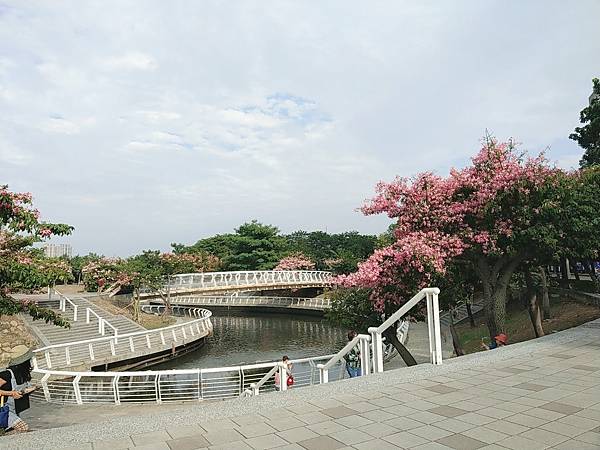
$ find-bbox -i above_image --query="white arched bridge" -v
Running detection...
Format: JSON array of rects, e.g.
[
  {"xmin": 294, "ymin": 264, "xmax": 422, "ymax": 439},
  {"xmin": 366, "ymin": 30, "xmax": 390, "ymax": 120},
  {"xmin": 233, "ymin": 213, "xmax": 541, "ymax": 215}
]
[{"xmin": 140, "ymin": 270, "xmax": 334, "ymax": 298}]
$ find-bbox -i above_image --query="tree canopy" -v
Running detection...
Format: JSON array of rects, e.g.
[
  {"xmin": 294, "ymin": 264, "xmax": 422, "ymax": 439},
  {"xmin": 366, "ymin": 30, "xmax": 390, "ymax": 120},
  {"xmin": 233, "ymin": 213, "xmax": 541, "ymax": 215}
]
[
  {"xmin": 570, "ymin": 77, "xmax": 600, "ymax": 168},
  {"xmin": 0, "ymin": 185, "xmax": 73, "ymax": 326}
]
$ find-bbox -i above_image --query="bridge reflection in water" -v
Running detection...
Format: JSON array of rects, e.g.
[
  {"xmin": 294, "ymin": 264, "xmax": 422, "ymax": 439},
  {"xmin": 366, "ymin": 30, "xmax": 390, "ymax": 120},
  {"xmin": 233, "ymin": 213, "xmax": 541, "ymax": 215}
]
[{"xmin": 156, "ymin": 310, "xmax": 348, "ymax": 370}]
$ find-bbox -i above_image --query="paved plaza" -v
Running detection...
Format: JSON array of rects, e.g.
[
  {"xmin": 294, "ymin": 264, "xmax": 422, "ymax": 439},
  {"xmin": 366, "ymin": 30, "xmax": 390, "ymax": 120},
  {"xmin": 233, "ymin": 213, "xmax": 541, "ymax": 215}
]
[{"xmin": 2, "ymin": 319, "xmax": 600, "ymax": 450}]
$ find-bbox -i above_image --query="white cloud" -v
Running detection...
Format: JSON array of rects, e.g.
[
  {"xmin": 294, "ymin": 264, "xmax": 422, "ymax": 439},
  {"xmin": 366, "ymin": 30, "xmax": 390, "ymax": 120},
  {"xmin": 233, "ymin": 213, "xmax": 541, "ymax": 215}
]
[
  {"xmin": 1, "ymin": 0, "xmax": 599, "ymax": 255},
  {"xmin": 98, "ymin": 52, "xmax": 158, "ymax": 71}
]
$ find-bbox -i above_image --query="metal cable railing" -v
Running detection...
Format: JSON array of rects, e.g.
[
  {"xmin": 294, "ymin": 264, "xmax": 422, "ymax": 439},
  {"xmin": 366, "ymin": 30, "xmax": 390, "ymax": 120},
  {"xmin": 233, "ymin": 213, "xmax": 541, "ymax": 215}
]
[{"xmin": 167, "ymin": 295, "xmax": 332, "ymax": 310}]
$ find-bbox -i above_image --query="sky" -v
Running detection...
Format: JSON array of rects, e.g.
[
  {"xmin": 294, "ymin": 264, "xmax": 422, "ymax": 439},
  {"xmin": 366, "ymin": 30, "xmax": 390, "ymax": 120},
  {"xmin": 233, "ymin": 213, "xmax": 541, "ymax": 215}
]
[{"xmin": 1, "ymin": 1, "xmax": 599, "ymax": 256}]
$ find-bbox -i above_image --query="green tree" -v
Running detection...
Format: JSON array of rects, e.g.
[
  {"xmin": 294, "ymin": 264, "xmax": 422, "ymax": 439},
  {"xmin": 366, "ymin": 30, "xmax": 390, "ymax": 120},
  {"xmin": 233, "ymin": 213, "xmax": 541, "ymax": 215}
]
[
  {"xmin": 227, "ymin": 221, "xmax": 287, "ymax": 270},
  {"xmin": 570, "ymin": 78, "xmax": 600, "ymax": 168},
  {"xmin": 1, "ymin": 185, "xmax": 73, "ymax": 327}
]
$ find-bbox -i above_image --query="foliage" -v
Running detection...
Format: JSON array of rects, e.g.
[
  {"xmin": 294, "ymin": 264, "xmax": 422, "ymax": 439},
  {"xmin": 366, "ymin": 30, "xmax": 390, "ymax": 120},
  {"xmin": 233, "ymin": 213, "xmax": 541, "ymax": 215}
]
[
  {"xmin": 336, "ymin": 138, "xmax": 586, "ymax": 338},
  {"xmin": 0, "ymin": 185, "xmax": 73, "ymax": 326},
  {"xmin": 70, "ymin": 253, "xmax": 103, "ymax": 282},
  {"xmin": 570, "ymin": 78, "xmax": 600, "ymax": 168},
  {"xmin": 326, "ymin": 288, "xmax": 381, "ymax": 332},
  {"xmin": 274, "ymin": 252, "xmax": 315, "ymax": 271}
]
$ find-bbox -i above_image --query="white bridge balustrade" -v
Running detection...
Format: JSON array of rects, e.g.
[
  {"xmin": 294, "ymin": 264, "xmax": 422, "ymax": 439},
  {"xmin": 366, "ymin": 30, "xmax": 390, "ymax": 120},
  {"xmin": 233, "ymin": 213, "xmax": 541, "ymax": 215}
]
[
  {"xmin": 166, "ymin": 295, "xmax": 332, "ymax": 310},
  {"xmin": 32, "ymin": 354, "xmax": 344, "ymax": 405},
  {"xmin": 32, "ymin": 305, "xmax": 213, "ymax": 370},
  {"xmin": 139, "ymin": 270, "xmax": 334, "ymax": 298}
]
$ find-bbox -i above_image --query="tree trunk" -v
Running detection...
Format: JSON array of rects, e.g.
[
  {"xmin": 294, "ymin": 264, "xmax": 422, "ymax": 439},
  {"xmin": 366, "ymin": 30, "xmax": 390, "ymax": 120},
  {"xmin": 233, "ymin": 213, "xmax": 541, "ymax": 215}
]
[
  {"xmin": 559, "ymin": 257, "xmax": 570, "ymax": 288},
  {"xmin": 539, "ymin": 267, "xmax": 551, "ymax": 319},
  {"xmin": 477, "ymin": 256, "xmax": 522, "ymax": 340},
  {"xmin": 383, "ymin": 328, "xmax": 417, "ymax": 367},
  {"xmin": 584, "ymin": 260, "xmax": 600, "ymax": 293},
  {"xmin": 466, "ymin": 303, "xmax": 476, "ymax": 328},
  {"xmin": 449, "ymin": 309, "xmax": 465, "ymax": 356},
  {"xmin": 524, "ymin": 268, "xmax": 545, "ymax": 338},
  {"xmin": 570, "ymin": 259, "xmax": 580, "ymax": 281}
]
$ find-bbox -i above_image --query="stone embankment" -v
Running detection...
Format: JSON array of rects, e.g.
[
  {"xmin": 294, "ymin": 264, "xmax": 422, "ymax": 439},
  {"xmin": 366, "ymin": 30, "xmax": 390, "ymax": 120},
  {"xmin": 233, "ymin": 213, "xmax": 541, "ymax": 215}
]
[{"xmin": 0, "ymin": 315, "xmax": 36, "ymax": 366}]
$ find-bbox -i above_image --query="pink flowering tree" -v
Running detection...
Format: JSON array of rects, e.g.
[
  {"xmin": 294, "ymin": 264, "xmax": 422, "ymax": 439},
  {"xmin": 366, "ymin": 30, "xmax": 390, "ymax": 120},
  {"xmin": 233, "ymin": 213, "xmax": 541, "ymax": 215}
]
[
  {"xmin": 0, "ymin": 185, "xmax": 73, "ymax": 326},
  {"xmin": 275, "ymin": 253, "xmax": 316, "ymax": 271},
  {"xmin": 340, "ymin": 139, "xmax": 570, "ymax": 339}
]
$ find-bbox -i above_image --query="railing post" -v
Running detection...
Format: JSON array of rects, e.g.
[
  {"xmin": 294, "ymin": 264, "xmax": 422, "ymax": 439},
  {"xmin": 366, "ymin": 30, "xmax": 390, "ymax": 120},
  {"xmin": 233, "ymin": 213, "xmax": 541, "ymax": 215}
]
[
  {"xmin": 110, "ymin": 339, "xmax": 116, "ymax": 356},
  {"xmin": 431, "ymin": 289, "xmax": 443, "ymax": 365},
  {"xmin": 359, "ymin": 337, "xmax": 371, "ymax": 376},
  {"xmin": 65, "ymin": 347, "xmax": 71, "ymax": 365},
  {"xmin": 73, "ymin": 375, "xmax": 83, "ymax": 404},
  {"xmin": 41, "ymin": 373, "xmax": 51, "ymax": 402},
  {"xmin": 45, "ymin": 351, "xmax": 52, "ymax": 369},
  {"xmin": 278, "ymin": 363, "xmax": 287, "ymax": 391},
  {"xmin": 86, "ymin": 308, "xmax": 91, "ymax": 324},
  {"xmin": 88, "ymin": 343, "xmax": 95, "ymax": 361},
  {"xmin": 113, "ymin": 375, "xmax": 121, "ymax": 405},
  {"xmin": 317, "ymin": 364, "xmax": 328, "ymax": 384},
  {"xmin": 73, "ymin": 305, "xmax": 78, "ymax": 322},
  {"xmin": 368, "ymin": 328, "xmax": 384, "ymax": 373},
  {"xmin": 129, "ymin": 337, "xmax": 135, "ymax": 352}
]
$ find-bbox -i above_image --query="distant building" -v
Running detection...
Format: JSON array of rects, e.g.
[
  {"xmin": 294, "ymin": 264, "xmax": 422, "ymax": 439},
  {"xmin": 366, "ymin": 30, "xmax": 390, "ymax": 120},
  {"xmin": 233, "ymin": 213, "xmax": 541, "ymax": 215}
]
[{"xmin": 43, "ymin": 243, "xmax": 72, "ymax": 258}]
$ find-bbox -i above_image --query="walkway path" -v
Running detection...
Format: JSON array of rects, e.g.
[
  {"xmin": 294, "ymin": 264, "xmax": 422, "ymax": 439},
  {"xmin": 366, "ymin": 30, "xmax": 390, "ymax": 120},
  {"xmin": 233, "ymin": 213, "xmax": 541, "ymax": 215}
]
[{"xmin": 3, "ymin": 318, "xmax": 599, "ymax": 449}]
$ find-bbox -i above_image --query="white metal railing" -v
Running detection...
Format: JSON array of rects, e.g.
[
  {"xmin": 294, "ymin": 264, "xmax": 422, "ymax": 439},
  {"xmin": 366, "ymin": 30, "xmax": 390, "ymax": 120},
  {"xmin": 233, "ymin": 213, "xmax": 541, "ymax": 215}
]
[
  {"xmin": 32, "ymin": 354, "xmax": 343, "ymax": 405},
  {"xmin": 167, "ymin": 295, "xmax": 331, "ymax": 310},
  {"xmin": 55, "ymin": 291, "xmax": 79, "ymax": 322},
  {"xmin": 317, "ymin": 334, "xmax": 371, "ymax": 384},
  {"xmin": 369, "ymin": 287, "xmax": 442, "ymax": 372},
  {"xmin": 32, "ymin": 306, "xmax": 212, "ymax": 370},
  {"xmin": 140, "ymin": 270, "xmax": 333, "ymax": 296},
  {"xmin": 85, "ymin": 307, "xmax": 117, "ymax": 337}
]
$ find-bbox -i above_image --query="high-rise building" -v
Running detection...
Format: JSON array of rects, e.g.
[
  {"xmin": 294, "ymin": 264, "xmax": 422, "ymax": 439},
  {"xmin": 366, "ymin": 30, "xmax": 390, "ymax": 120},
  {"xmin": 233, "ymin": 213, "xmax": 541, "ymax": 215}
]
[{"xmin": 43, "ymin": 243, "xmax": 73, "ymax": 258}]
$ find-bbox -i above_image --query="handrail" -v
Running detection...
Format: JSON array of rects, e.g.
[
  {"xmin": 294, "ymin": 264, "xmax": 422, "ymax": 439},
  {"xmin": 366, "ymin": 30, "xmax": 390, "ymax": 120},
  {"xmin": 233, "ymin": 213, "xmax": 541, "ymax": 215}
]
[
  {"xmin": 85, "ymin": 307, "xmax": 105, "ymax": 334},
  {"xmin": 245, "ymin": 363, "xmax": 280, "ymax": 397},
  {"xmin": 32, "ymin": 353, "xmax": 341, "ymax": 404},
  {"xmin": 317, "ymin": 334, "xmax": 371, "ymax": 383},
  {"xmin": 368, "ymin": 287, "xmax": 442, "ymax": 372},
  {"xmin": 167, "ymin": 296, "xmax": 332, "ymax": 309},
  {"xmin": 55, "ymin": 290, "xmax": 78, "ymax": 321}
]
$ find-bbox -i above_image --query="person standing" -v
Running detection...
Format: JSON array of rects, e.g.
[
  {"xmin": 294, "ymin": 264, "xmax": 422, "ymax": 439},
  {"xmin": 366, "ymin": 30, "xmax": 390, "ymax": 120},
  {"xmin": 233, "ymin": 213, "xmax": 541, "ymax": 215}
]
[{"xmin": 344, "ymin": 331, "xmax": 361, "ymax": 378}]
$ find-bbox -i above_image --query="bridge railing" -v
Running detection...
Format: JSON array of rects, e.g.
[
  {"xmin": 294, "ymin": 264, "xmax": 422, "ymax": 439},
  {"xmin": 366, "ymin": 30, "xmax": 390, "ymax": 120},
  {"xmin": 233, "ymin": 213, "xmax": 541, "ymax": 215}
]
[
  {"xmin": 32, "ymin": 305, "xmax": 212, "ymax": 370},
  {"xmin": 166, "ymin": 295, "xmax": 332, "ymax": 309},
  {"xmin": 140, "ymin": 270, "xmax": 333, "ymax": 294},
  {"xmin": 32, "ymin": 354, "xmax": 344, "ymax": 404}
]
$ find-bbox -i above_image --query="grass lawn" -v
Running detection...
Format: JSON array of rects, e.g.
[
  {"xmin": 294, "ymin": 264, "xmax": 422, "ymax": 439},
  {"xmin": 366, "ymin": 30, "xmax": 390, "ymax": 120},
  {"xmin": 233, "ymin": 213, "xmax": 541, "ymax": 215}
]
[{"xmin": 455, "ymin": 296, "xmax": 600, "ymax": 354}]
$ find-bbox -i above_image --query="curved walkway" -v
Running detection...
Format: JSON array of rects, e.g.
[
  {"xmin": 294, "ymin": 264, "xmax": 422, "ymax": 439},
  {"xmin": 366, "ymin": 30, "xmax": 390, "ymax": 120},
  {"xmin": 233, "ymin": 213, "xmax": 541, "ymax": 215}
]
[
  {"xmin": 5, "ymin": 318, "xmax": 600, "ymax": 450},
  {"xmin": 140, "ymin": 270, "xmax": 333, "ymax": 298}
]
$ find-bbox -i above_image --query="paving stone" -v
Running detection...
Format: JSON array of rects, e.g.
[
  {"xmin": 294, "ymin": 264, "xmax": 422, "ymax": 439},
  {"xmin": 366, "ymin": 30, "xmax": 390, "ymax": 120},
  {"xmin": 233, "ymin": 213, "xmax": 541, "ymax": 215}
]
[
  {"xmin": 574, "ymin": 431, "xmax": 600, "ymax": 445},
  {"xmin": 131, "ymin": 431, "xmax": 172, "ymax": 446},
  {"xmin": 201, "ymin": 418, "xmax": 237, "ymax": 432},
  {"xmin": 267, "ymin": 416, "xmax": 305, "ymax": 431},
  {"xmin": 306, "ymin": 420, "xmax": 348, "ymax": 435},
  {"xmin": 383, "ymin": 416, "xmax": 425, "ymax": 431},
  {"xmin": 167, "ymin": 425, "xmax": 207, "ymax": 439},
  {"xmin": 412, "ymin": 443, "xmax": 454, "ymax": 450},
  {"xmin": 552, "ymin": 438, "xmax": 600, "ymax": 450},
  {"xmin": 484, "ymin": 420, "xmax": 529, "ymax": 436},
  {"xmin": 295, "ymin": 412, "xmax": 331, "ymax": 425},
  {"xmin": 245, "ymin": 433, "xmax": 289, "ymax": 449},
  {"xmin": 408, "ymin": 410, "xmax": 447, "ymax": 424},
  {"xmin": 556, "ymin": 414, "xmax": 600, "ymax": 431},
  {"xmin": 461, "ymin": 426, "xmax": 508, "ymax": 444},
  {"xmin": 383, "ymin": 431, "xmax": 429, "ymax": 448},
  {"xmin": 539, "ymin": 420, "xmax": 587, "ymax": 438},
  {"xmin": 334, "ymin": 414, "xmax": 373, "ymax": 428},
  {"xmin": 237, "ymin": 422, "xmax": 278, "ymax": 438},
  {"xmin": 321, "ymin": 406, "xmax": 357, "ymax": 419},
  {"xmin": 353, "ymin": 438, "xmax": 404, "ymax": 449},
  {"xmin": 572, "ymin": 365, "xmax": 599, "ymax": 371},
  {"xmin": 357, "ymin": 421, "xmax": 398, "ymax": 438},
  {"xmin": 539, "ymin": 401, "xmax": 583, "ymax": 415},
  {"xmin": 167, "ymin": 434, "xmax": 210, "ymax": 449},
  {"xmin": 434, "ymin": 418, "xmax": 476, "ymax": 434},
  {"xmin": 359, "ymin": 409, "xmax": 397, "ymax": 422},
  {"xmin": 234, "ymin": 415, "xmax": 269, "ymax": 426},
  {"xmin": 503, "ymin": 412, "xmax": 548, "ymax": 428},
  {"xmin": 345, "ymin": 401, "xmax": 380, "ymax": 413},
  {"xmin": 329, "ymin": 428, "xmax": 373, "ymax": 445},
  {"xmin": 409, "ymin": 425, "xmax": 454, "ymax": 440},
  {"xmin": 297, "ymin": 435, "xmax": 346, "ymax": 450},
  {"xmin": 427, "ymin": 406, "xmax": 469, "ymax": 418},
  {"xmin": 133, "ymin": 443, "xmax": 171, "ymax": 450},
  {"xmin": 208, "ymin": 441, "xmax": 253, "ymax": 450},
  {"xmin": 496, "ymin": 435, "xmax": 547, "ymax": 450},
  {"xmin": 521, "ymin": 407, "xmax": 565, "ymax": 421},
  {"xmin": 426, "ymin": 385, "xmax": 458, "ymax": 394},
  {"xmin": 435, "ymin": 433, "xmax": 487, "ymax": 450},
  {"xmin": 276, "ymin": 427, "xmax": 319, "ymax": 443},
  {"xmin": 203, "ymin": 429, "xmax": 245, "ymax": 445},
  {"xmin": 520, "ymin": 428, "xmax": 570, "ymax": 446}
]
